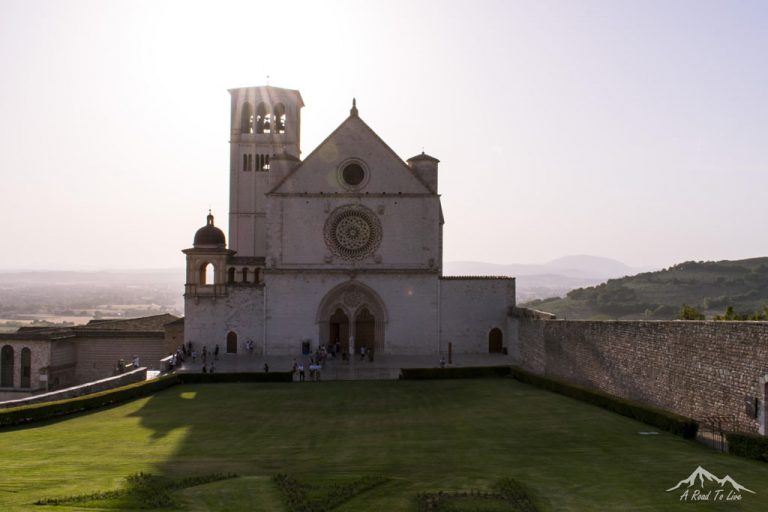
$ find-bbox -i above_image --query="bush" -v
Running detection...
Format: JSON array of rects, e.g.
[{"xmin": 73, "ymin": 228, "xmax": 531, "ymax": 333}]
[
  {"xmin": 726, "ymin": 432, "xmax": 768, "ymax": 462},
  {"xmin": 400, "ymin": 366, "xmax": 511, "ymax": 380},
  {"xmin": 510, "ymin": 367, "xmax": 699, "ymax": 439},
  {"xmin": 0, "ymin": 375, "xmax": 181, "ymax": 428},
  {"xmin": 177, "ymin": 372, "xmax": 292, "ymax": 384}
]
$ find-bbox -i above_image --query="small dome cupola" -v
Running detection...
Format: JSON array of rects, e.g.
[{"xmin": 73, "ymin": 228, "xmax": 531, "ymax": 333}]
[{"xmin": 193, "ymin": 210, "xmax": 226, "ymax": 247}]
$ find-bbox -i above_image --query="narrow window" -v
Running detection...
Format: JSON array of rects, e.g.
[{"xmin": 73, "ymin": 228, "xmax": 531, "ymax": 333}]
[
  {"xmin": 228, "ymin": 267, "xmax": 236, "ymax": 283},
  {"xmin": 248, "ymin": 154, "xmax": 253, "ymax": 171},
  {"xmin": 242, "ymin": 268, "xmax": 248, "ymax": 283},
  {"xmin": 1, "ymin": 345, "xmax": 14, "ymax": 387},
  {"xmin": 199, "ymin": 263, "xmax": 214, "ymax": 285},
  {"xmin": 255, "ymin": 102, "xmax": 268, "ymax": 134},
  {"xmin": 274, "ymin": 103, "xmax": 286, "ymax": 133},
  {"xmin": 241, "ymin": 102, "xmax": 254, "ymax": 134},
  {"xmin": 21, "ymin": 348, "xmax": 31, "ymax": 388},
  {"xmin": 264, "ymin": 154, "xmax": 270, "ymax": 171},
  {"xmin": 242, "ymin": 154, "xmax": 248, "ymax": 171}
]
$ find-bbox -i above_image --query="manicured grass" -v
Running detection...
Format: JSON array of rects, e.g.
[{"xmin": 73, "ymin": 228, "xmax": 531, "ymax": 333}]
[{"xmin": 1, "ymin": 379, "xmax": 768, "ymax": 511}]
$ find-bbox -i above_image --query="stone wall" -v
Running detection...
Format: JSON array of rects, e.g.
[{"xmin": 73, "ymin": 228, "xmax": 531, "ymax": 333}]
[
  {"xmin": 0, "ymin": 368, "xmax": 147, "ymax": 410},
  {"xmin": 515, "ymin": 319, "xmax": 768, "ymax": 434},
  {"xmin": 440, "ymin": 278, "xmax": 515, "ymax": 354}
]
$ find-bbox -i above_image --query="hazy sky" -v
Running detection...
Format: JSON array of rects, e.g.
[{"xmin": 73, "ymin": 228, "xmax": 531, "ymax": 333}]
[{"xmin": 1, "ymin": 0, "xmax": 766, "ymax": 270}]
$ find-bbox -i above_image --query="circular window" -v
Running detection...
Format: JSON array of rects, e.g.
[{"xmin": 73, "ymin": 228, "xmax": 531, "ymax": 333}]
[
  {"xmin": 324, "ymin": 205, "xmax": 382, "ymax": 260},
  {"xmin": 337, "ymin": 160, "xmax": 370, "ymax": 190},
  {"xmin": 342, "ymin": 163, "xmax": 365, "ymax": 186}
]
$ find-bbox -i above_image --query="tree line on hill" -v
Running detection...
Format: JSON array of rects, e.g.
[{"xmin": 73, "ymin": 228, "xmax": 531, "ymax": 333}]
[{"xmin": 523, "ymin": 258, "xmax": 768, "ymax": 320}]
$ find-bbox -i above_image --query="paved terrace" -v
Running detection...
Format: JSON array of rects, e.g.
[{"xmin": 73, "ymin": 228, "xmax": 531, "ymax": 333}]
[{"xmin": 176, "ymin": 352, "xmax": 514, "ymax": 380}]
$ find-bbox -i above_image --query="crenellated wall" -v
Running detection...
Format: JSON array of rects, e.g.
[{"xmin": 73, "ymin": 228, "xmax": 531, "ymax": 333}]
[{"xmin": 515, "ymin": 319, "xmax": 768, "ymax": 434}]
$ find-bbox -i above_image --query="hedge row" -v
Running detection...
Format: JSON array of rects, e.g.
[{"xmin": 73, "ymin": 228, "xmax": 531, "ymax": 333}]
[
  {"xmin": 178, "ymin": 372, "xmax": 292, "ymax": 384},
  {"xmin": 0, "ymin": 372, "xmax": 293, "ymax": 428},
  {"xmin": 400, "ymin": 366, "xmax": 512, "ymax": 380},
  {"xmin": 726, "ymin": 432, "xmax": 768, "ymax": 462},
  {"xmin": 510, "ymin": 367, "xmax": 699, "ymax": 439},
  {"xmin": 0, "ymin": 374, "xmax": 181, "ymax": 428}
]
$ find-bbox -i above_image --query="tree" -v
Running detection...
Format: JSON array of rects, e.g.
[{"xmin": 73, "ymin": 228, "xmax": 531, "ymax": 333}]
[{"xmin": 679, "ymin": 304, "xmax": 705, "ymax": 320}]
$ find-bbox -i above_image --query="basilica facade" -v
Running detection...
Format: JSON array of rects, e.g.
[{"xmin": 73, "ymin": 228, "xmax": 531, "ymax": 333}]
[{"xmin": 183, "ymin": 85, "xmax": 515, "ymax": 356}]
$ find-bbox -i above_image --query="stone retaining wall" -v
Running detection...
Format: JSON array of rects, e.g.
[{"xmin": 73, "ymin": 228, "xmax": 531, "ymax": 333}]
[
  {"xmin": 0, "ymin": 367, "xmax": 148, "ymax": 410},
  {"xmin": 516, "ymin": 320, "xmax": 768, "ymax": 434}
]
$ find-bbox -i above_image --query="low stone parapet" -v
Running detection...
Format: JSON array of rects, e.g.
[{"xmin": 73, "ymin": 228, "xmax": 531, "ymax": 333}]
[{"xmin": 0, "ymin": 367, "xmax": 148, "ymax": 410}]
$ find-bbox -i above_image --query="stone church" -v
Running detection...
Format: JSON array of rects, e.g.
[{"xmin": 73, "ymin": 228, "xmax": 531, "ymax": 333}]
[{"xmin": 183, "ymin": 85, "xmax": 515, "ymax": 356}]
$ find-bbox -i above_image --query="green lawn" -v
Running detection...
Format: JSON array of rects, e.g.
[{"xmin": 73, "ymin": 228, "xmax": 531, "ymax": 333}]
[{"xmin": 1, "ymin": 379, "xmax": 768, "ymax": 511}]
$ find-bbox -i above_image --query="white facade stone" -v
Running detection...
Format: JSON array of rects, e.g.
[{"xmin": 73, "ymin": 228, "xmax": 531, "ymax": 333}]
[{"xmin": 183, "ymin": 86, "xmax": 515, "ymax": 355}]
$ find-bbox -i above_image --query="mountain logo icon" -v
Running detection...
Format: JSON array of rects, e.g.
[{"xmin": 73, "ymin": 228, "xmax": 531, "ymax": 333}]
[{"xmin": 667, "ymin": 466, "xmax": 755, "ymax": 498}]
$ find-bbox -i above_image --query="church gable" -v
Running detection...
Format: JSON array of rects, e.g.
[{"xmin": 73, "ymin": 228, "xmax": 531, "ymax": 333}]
[{"xmin": 270, "ymin": 114, "xmax": 432, "ymax": 195}]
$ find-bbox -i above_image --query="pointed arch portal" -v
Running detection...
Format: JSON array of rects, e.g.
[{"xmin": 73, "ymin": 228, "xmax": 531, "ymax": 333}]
[{"xmin": 317, "ymin": 282, "xmax": 387, "ymax": 355}]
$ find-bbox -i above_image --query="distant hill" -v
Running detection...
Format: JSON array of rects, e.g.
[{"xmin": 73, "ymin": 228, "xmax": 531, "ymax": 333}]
[
  {"xmin": 444, "ymin": 255, "xmax": 650, "ymax": 302},
  {"xmin": 522, "ymin": 257, "xmax": 768, "ymax": 320}
]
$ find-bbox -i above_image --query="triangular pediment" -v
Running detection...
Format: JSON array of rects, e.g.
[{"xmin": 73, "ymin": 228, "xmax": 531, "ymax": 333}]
[{"xmin": 270, "ymin": 115, "xmax": 433, "ymax": 195}]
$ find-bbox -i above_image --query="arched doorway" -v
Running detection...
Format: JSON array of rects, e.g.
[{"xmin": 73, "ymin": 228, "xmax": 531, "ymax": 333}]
[
  {"xmin": 330, "ymin": 308, "xmax": 349, "ymax": 351},
  {"xmin": 20, "ymin": 348, "xmax": 31, "ymax": 388},
  {"xmin": 355, "ymin": 308, "xmax": 375, "ymax": 354},
  {"xmin": 488, "ymin": 328, "xmax": 503, "ymax": 353},
  {"xmin": 226, "ymin": 331, "xmax": 238, "ymax": 354},
  {"xmin": 316, "ymin": 282, "xmax": 388, "ymax": 354},
  {"xmin": 1, "ymin": 345, "xmax": 14, "ymax": 387}
]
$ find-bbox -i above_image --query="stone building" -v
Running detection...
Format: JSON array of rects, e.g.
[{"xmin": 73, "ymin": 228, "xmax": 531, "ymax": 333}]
[
  {"xmin": 183, "ymin": 85, "xmax": 515, "ymax": 356},
  {"xmin": 0, "ymin": 314, "xmax": 180, "ymax": 396}
]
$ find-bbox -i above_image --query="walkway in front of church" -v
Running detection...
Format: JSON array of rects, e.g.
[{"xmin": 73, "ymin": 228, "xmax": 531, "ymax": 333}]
[{"xmin": 176, "ymin": 352, "xmax": 514, "ymax": 381}]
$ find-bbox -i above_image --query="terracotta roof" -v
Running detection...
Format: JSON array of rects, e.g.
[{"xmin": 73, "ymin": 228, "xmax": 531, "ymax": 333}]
[{"xmin": 78, "ymin": 314, "xmax": 180, "ymax": 332}]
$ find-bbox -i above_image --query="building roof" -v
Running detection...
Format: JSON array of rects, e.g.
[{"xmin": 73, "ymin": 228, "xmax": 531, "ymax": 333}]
[
  {"xmin": 193, "ymin": 212, "xmax": 226, "ymax": 247},
  {"xmin": 407, "ymin": 152, "xmax": 440, "ymax": 163},
  {"xmin": 77, "ymin": 313, "xmax": 180, "ymax": 332}
]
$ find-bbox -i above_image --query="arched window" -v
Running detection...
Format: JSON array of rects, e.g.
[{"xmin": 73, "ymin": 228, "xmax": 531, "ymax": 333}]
[
  {"xmin": 199, "ymin": 263, "xmax": 214, "ymax": 285},
  {"xmin": 1, "ymin": 345, "xmax": 14, "ymax": 387},
  {"xmin": 488, "ymin": 328, "xmax": 503, "ymax": 354},
  {"xmin": 255, "ymin": 102, "xmax": 268, "ymax": 134},
  {"xmin": 21, "ymin": 348, "xmax": 31, "ymax": 388},
  {"xmin": 242, "ymin": 268, "xmax": 248, "ymax": 283},
  {"xmin": 241, "ymin": 102, "xmax": 254, "ymax": 134},
  {"xmin": 228, "ymin": 267, "xmax": 236, "ymax": 284},
  {"xmin": 274, "ymin": 103, "xmax": 286, "ymax": 133}
]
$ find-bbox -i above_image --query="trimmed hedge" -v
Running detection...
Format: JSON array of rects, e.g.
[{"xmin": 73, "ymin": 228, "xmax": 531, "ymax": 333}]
[
  {"xmin": 510, "ymin": 367, "xmax": 699, "ymax": 439},
  {"xmin": 727, "ymin": 432, "xmax": 768, "ymax": 462},
  {"xmin": 0, "ymin": 372, "xmax": 294, "ymax": 428},
  {"xmin": 0, "ymin": 375, "xmax": 181, "ymax": 428},
  {"xmin": 178, "ymin": 372, "xmax": 292, "ymax": 384},
  {"xmin": 400, "ymin": 366, "xmax": 512, "ymax": 380}
]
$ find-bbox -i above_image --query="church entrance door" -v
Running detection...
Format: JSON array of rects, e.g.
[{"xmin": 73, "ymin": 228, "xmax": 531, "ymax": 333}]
[
  {"xmin": 226, "ymin": 331, "xmax": 238, "ymax": 354},
  {"xmin": 354, "ymin": 308, "xmax": 375, "ymax": 355},
  {"xmin": 488, "ymin": 328, "xmax": 503, "ymax": 353},
  {"xmin": 329, "ymin": 308, "xmax": 349, "ymax": 353}
]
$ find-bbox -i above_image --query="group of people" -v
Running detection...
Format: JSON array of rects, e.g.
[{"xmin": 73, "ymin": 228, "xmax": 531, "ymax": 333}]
[
  {"xmin": 166, "ymin": 341, "xmax": 221, "ymax": 373},
  {"xmin": 292, "ymin": 358, "xmax": 322, "ymax": 381}
]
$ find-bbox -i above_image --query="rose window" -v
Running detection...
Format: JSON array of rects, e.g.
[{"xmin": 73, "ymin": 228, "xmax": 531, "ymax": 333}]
[{"xmin": 324, "ymin": 205, "xmax": 382, "ymax": 260}]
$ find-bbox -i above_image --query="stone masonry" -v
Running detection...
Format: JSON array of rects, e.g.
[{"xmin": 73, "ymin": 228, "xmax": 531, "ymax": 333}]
[{"xmin": 515, "ymin": 319, "xmax": 768, "ymax": 434}]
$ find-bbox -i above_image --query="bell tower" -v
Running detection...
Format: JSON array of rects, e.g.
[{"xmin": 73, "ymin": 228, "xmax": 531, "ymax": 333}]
[{"xmin": 228, "ymin": 85, "xmax": 304, "ymax": 257}]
